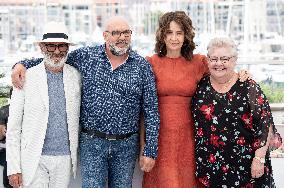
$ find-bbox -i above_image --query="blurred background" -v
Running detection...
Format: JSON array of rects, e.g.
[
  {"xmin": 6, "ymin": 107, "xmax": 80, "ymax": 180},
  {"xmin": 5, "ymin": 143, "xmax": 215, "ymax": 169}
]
[
  {"xmin": 0, "ymin": 0, "xmax": 284, "ymax": 105},
  {"xmin": 0, "ymin": 0, "xmax": 283, "ymax": 187}
]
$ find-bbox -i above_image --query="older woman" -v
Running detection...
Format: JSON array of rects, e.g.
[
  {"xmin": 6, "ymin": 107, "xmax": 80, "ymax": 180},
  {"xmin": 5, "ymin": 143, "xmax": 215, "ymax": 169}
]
[
  {"xmin": 192, "ymin": 37, "xmax": 282, "ymax": 187},
  {"xmin": 140, "ymin": 11, "xmax": 250, "ymax": 188}
]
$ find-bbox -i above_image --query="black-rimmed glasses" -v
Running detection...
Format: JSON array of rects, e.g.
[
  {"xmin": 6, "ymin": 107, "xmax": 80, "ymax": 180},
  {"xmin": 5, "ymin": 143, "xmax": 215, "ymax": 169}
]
[
  {"xmin": 44, "ymin": 44, "xmax": 69, "ymax": 52},
  {"xmin": 208, "ymin": 56, "xmax": 235, "ymax": 63},
  {"xmin": 105, "ymin": 30, "xmax": 132, "ymax": 38}
]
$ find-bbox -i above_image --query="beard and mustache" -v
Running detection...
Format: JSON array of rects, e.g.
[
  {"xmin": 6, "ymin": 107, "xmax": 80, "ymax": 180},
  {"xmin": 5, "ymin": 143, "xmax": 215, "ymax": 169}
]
[
  {"xmin": 109, "ymin": 40, "xmax": 130, "ymax": 56},
  {"xmin": 42, "ymin": 51, "xmax": 67, "ymax": 69}
]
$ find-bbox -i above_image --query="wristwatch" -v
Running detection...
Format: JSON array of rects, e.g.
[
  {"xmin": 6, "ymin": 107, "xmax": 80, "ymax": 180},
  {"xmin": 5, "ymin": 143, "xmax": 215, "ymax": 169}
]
[{"xmin": 254, "ymin": 156, "xmax": 265, "ymax": 164}]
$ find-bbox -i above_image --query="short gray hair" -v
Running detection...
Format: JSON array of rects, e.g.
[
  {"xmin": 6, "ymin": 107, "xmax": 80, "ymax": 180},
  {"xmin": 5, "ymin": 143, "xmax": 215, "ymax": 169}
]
[{"xmin": 207, "ymin": 37, "xmax": 238, "ymax": 56}]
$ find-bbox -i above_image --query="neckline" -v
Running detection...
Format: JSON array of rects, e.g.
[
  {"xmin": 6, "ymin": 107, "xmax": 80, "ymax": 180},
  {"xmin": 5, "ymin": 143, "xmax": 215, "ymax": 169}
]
[
  {"xmin": 164, "ymin": 55, "xmax": 183, "ymax": 60},
  {"xmin": 209, "ymin": 75, "xmax": 239, "ymax": 94},
  {"xmin": 46, "ymin": 69, "xmax": 63, "ymax": 74}
]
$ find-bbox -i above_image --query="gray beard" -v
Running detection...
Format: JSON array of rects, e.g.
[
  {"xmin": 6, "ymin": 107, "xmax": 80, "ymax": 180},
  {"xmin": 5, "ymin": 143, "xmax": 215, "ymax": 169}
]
[
  {"xmin": 109, "ymin": 43, "xmax": 130, "ymax": 56},
  {"xmin": 43, "ymin": 52, "xmax": 67, "ymax": 69}
]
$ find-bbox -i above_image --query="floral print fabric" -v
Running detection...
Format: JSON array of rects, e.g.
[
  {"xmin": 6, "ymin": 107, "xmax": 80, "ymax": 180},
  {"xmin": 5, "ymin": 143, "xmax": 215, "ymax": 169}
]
[{"xmin": 192, "ymin": 76, "xmax": 282, "ymax": 188}]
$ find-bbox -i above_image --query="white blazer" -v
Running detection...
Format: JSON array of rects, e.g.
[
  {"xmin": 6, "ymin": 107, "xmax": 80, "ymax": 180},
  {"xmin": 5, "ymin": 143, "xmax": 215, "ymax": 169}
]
[{"xmin": 6, "ymin": 62, "xmax": 81, "ymax": 186}]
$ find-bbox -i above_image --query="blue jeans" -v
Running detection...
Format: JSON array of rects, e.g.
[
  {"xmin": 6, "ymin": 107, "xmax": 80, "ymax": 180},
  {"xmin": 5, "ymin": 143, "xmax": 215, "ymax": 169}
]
[{"xmin": 79, "ymin": 132, "xmax": 139, "ymax": 188}]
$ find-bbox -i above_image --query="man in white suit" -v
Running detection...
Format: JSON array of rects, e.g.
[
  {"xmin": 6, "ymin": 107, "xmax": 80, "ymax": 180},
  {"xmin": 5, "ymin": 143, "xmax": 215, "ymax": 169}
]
[{"xmin": 6, "ymin": 22, "xmax": 81, "ymax": 188}]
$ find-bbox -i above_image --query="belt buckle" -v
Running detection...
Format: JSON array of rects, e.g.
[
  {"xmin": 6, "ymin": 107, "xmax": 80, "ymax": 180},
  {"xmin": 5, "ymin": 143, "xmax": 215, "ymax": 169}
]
[{"xmin": 106, "ymin": 134, "xmax": 117, "ymax": 141}]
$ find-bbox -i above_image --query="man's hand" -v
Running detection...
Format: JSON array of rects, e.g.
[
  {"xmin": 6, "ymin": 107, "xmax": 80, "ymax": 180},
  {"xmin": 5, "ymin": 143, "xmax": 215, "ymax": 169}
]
[
  {"xmin": 251, "ymin": 157, "xmax": 265, "ymax": 178},
  {"xmin": 11, "ymin": 64, "xmax": 26, "ymax": 89},
  {"xmin": 8, "ymin": 173, "xmax": 23, "ymax": 188},
  {"xmin": 139, "ymin": 142, "xmax": 155, "ymax": 172},
  {"xmin": 0, "ymin": 124, "xmax": 6, "ymax": 140},
  {"xmin": 238, "ymin": 69, "xmax": 251, "ymax": 82},
  {"xmin": 139, "ymin": 156, "xmax": 155, "ymax": 172}
]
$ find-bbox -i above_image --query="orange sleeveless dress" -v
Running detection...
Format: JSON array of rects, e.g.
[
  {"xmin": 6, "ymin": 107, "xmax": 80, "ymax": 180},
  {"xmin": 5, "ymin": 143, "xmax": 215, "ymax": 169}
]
[{"xmin": 143, "ymin": 54, "xmax": 208, "ymax": 188}]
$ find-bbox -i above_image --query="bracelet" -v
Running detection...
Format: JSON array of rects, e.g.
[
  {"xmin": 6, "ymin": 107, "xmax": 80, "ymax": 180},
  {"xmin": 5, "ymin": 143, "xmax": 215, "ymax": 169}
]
[{"xmin": 254, "ymin": 156, "xmax": 265, "ymax": 164}]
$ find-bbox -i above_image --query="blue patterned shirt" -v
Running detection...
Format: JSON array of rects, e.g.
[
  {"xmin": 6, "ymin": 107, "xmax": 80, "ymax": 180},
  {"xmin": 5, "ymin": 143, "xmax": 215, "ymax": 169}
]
[{"xmin": 20, "ymin": 44, "xmax": 160, "ymax": 158}]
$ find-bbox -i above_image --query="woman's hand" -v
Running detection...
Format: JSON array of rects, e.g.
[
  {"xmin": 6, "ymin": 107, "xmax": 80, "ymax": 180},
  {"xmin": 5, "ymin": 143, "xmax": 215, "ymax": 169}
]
[
  {"xmin": 251, "ymin": 157, "xmax": 265, "ymax": 178},
  {"xmin": 238, "ymin": 69, "xmax": 251, "ymax": 82}
]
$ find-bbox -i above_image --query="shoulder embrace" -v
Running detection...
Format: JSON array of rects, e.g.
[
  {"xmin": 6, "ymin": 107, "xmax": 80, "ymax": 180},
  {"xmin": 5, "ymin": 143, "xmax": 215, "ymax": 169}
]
[
  {"xmin": 26, "ymin": 61, "xmax": 44, "ymax": 74},
  {"xmin": 244, "ymin": 79, "xmax": 257, "ymax": 86},
  {"xmin": 145, "ymin": 54, "xmax": 159, "ymax": 64},
  {"xmin": 145, "ymin": 54, "xmax": 156, "ymax": 61},
  {"xmin": 192, "ymin": 54, "xmax": 207, "ymax": 63},
  {"xmin": 132, "ymin": 53, "xmax": 152, "ymax": 67},
  {"xmin": 72, "ymin": 45, "xmax": 98, "ymax": 55},
  {"xmin": 237, "ymin": 79, "xmax": 261, "ymax": 96},
  {"xmin": 141, "ymin": 58, "xmax": 153, "ymax": 71}
]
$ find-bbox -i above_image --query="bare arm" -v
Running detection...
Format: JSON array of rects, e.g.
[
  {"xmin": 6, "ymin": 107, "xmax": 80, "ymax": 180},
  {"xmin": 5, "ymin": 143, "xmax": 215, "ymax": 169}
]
[
  {"xmin": 251, "ymin": 125, "xmax": 272, "ymax": 178},
  {"xmin": 254, "ymin": 125, "xmax": 272, "ymax": 157},
  {"xmin": 251, "ymin": 126, "xmax": 272, "ymax": 178}
]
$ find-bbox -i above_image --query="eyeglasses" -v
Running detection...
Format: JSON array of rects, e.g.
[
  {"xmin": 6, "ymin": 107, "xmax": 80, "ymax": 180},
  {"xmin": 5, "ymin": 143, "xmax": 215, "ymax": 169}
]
[
  {"xmin": 208, "ymin": 56, "xmax": 235, "ymax": 63},
  {"xmin": 105, "ymin": 30, "xmax": 132, "ymax": 38},
  {"xmin": 44, "ymin": 44, "xmax": 69, "ymax": 52}
]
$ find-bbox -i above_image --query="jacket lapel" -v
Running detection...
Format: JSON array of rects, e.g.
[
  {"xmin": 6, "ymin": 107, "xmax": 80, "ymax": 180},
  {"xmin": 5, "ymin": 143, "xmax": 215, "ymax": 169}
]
[
  {"xmin": 63, "ymin": 65, "xmax": 71, "ymax": 109},
  {"xmin": 35, "ymin": 63, "xmax": 49, "ymax": 109},
  {"xmin": 63, "ymin": 65, "xmax": 75, "ymax": 146}
]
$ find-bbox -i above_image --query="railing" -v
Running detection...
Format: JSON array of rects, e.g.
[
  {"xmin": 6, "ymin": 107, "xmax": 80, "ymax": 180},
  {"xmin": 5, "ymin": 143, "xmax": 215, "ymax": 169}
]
[
  {"xmin": 271, "ymin": 104, "xmax": 284, "ymax": 123},
  {"xmin": 275, "ymin": 124, "xmax": 284, "ymax": 137},
  {"xmin": 271, "ymin": 104, "xmax": 284, "ymax": 139}
]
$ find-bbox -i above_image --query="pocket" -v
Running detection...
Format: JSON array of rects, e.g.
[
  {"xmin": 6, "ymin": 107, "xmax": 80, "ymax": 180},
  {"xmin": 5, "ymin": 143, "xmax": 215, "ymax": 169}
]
[{"xmin": 125, "ymin": 133, "xmax": 139, "ymax": 151}]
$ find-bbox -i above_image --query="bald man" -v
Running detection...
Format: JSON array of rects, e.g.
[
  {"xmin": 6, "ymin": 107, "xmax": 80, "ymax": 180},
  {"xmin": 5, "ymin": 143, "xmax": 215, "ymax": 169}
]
[{"xmin": 12, "ymin": 17, "xmax": 160, "ymax": 188}]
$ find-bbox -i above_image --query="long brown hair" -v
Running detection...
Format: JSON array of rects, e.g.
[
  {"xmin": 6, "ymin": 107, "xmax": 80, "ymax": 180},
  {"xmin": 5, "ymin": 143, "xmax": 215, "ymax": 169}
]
[{"xmin": 155, "ymin": 11, "xmax": 195, "ymax": 61}]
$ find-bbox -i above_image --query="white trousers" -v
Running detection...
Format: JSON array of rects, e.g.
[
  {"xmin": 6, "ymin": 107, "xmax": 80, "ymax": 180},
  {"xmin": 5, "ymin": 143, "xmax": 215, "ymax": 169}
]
[{"xmin": 24, "ymin": 155, "xmax": 71, "ymax": 188}]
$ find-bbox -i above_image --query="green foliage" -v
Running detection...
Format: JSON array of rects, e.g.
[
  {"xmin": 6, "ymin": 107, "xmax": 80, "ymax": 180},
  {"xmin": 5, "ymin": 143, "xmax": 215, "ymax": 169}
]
[
  {"xmin": 259, "ymin": 82, "xmax": 284, "ymax": 103},
  {"xmin": 0, "ymin": 72, "xmax": 11, "ymax": 106},
  {"xmin": 0, "ymin": 86, "xmax": 11, "ymax": 98},
  {"xmin": 0, "ymin": 71, "xmax": 12, "ymax": 99},
  {"xmin": 0, "ymin": 97, "xmax": 8, "ymax": 107},
  {"xmin": 0, "ymin": 73, "xmax": 5, "ymax": 78}
]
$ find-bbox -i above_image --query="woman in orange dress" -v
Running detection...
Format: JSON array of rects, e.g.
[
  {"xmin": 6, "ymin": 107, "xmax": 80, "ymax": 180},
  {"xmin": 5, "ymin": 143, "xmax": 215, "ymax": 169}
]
[{"xmin": 140, "ymin": 11, "xmax": 207, "ymax": 188}]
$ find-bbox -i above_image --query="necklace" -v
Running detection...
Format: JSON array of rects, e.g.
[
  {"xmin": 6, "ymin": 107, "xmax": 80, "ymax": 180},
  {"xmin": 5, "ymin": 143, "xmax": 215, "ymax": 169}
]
[{"xmin": 210, "ymin": 73, "xmax": 236, "ymax": 92}]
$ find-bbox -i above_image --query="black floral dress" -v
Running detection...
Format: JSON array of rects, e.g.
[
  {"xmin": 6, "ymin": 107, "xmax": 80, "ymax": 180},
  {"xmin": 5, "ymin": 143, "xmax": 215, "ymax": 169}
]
[{"xmin": 192, "ymin": 76, "xmax": 281, "ymax": 188}]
